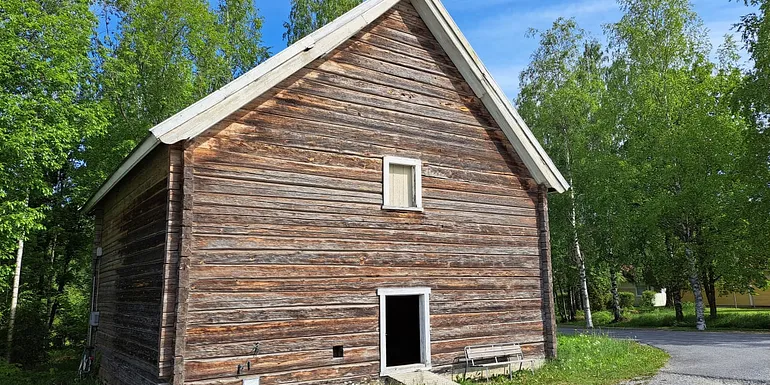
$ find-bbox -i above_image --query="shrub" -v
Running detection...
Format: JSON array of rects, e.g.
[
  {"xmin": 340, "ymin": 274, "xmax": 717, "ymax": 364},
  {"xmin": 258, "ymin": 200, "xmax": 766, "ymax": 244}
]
[
  {"xmin": 589, "ymin": 290, "xmax": 611, "ymax": 312},
  {"xmin": 641, "ymin": 290, "xmax": 657, "ymax": 310},
  {"xmin": 0, "ymin": 361, "xmax": 22, "ymax": 380},
  {"xmin": 51, "ymin": 286, "xmax": 89, "ymax": 349},
  {"xmin": 0, "ymin": 348, "xmax": 102, "ymax": 385},
  {"xmin": 619, "ymin": 292, "xmax": 635, "ymax": 309},
  {"xmin": 0, "ymin": 299, "xmax": 49, "ymax": 367},
  {"xmin": 592, "ymin": 310, "xmax": 614, "ymax": 325}
]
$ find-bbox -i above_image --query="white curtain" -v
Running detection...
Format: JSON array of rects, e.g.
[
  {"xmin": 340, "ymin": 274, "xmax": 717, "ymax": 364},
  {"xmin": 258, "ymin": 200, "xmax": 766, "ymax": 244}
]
[{"xmin": 389, "ymin": 164, "xmax": 414, "ymax": 207}]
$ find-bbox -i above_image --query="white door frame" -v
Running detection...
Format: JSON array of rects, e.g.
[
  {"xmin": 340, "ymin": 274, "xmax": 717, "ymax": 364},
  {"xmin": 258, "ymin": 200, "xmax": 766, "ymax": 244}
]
[{"xmin": 377, "ymin": 287, "xmax": 432, "ymax": 376}]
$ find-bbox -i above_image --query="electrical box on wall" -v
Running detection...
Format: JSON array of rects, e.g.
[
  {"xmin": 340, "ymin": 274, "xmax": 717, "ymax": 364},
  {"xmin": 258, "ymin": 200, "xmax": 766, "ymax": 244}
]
[
  {"xmin": 89, "ymin": 311, "xmax": 100, "ymax": 326},
  {"xmin": 242, "ymin": 376, "xmax": 259, "ymax": 385}
]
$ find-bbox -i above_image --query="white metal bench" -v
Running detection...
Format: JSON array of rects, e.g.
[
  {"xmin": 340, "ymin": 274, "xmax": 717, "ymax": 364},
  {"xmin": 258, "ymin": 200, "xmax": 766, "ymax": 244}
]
[{"xmin": 463, "ymin": 343, "xmax": 536, "ymax": 380}]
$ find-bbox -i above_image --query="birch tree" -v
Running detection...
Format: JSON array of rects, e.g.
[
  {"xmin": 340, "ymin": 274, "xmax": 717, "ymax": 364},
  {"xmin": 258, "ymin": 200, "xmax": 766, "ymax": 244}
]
[
  {"xmin": 607, "ymin": 0, "xmax": 752, "ymax": 330},
  {"xmin": 518, "ymin": 19, "xmax": 605, "ymax": 328}
]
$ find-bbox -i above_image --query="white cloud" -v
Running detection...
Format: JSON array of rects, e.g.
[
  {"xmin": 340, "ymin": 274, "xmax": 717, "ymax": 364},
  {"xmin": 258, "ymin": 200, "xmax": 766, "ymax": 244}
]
[
  {"xmin": 442, "ymin": 0, "xmax": 524, "ymax": 11},
  {"xmin": 452, "ymin": 0, "xmax": 621, "ymax": 99},
  {"xmin": 447, "ymin": 0, "xmax": 757, "ymax": 98},
  {"xmin": 466, "ymin": 0, "xmax": 618, "ymax": 39}
]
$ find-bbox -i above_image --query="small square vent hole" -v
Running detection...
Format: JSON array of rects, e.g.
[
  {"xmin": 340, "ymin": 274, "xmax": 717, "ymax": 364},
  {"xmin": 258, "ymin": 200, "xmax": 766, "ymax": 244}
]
[{"xmin": 333, "ymin": 345, "xmax": 344, "ymax": 358}]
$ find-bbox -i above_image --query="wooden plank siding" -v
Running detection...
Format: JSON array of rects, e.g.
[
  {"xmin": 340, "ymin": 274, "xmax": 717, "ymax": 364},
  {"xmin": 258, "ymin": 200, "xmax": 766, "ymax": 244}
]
[
  {"xmin": 179, "ymin": 2, "xmax": 550, "ymax": 384},
  {"xmin": 93, "ymin": 146, "xmax": 170, "ymax": 385}
]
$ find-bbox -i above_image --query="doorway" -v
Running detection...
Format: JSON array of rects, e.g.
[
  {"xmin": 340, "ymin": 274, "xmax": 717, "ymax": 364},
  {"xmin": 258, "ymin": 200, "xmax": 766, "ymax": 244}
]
[
  {"xmin": 377, "ymin": 287, "xmax": 431, "ymax": 375},
  {"xmin": 386, "ymin": 295, "xmax": 421, "ymax": 366}
]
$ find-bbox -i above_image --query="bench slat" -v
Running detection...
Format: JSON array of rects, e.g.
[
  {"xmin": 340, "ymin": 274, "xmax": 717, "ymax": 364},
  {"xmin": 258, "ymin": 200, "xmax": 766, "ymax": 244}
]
[
  {"xmin": 465, "ymin": 343, "xmax": 523, "ymax": 360},
  {"xmin": 474, "ymin": 359, "xmax": 535, "ymax": 368},
  {"xmin": 467, "ymin": 346, "xmax": 521, "ymax": 354}
]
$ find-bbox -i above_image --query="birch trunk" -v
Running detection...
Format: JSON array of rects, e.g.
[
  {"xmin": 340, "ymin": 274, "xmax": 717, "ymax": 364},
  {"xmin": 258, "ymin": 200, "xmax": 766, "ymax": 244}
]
[
  {"xmin": 570, "ymin": 186, "xmax": 592, "ymax": 328},
  {"xmin": 610, "ymin": 268, "xmax": 622, "ymax": 322},
  {"xmin": 6, "ymin": 237, "xmax": 25, "ymax": 362},
  {"xmin": 685, "ymin": 245, "xmax": 707, "ymax": 330},
  {"xmin": 564, "ymin": 138, "xmax": 592, "ymax": 328}
]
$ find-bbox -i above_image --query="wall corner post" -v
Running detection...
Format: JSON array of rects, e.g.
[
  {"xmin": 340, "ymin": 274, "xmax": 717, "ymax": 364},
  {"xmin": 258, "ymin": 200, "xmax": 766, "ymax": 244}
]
[
  {"xmin": 537, "ymin": 185, "xmax": 557, "ymax": 359},
  {"xmin": 172, "ymin": 143, "xmax": 194, "ymax": 385}
]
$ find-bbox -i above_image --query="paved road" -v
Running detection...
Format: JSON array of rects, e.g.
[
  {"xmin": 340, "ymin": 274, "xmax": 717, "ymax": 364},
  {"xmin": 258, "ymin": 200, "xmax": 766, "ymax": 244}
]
[{"xmin": 559, "ymin": 327, "xmax": 770, "ymax": 385}]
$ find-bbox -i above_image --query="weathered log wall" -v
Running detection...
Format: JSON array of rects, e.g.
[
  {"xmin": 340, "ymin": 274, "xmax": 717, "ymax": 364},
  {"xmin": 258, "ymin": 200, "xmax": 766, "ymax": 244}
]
[
  {"xmin": 160, "ymin": 145, "xmax": 184, "ymax": 381},
  {"xmin": 179, "ymin": 2, "xmax": 548, "ymax": 384},
  {"xmin": 94, "ymin": 146, "xmax": 169, "ymax": 385}
]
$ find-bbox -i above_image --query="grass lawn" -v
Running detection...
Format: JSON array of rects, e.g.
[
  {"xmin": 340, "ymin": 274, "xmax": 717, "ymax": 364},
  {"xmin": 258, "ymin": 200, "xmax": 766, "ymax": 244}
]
[
  {"xmin": 563, "ymin": 307, "xmax": 770, "ymax": 331},
  {"xmin": 457, "ymin": 333, "xmax": 668, "ymax": 385}
]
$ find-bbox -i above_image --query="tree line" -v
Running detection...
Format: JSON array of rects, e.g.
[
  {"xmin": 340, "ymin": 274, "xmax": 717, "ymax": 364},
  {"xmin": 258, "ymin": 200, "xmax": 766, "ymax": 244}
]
[
  {"xmin": 517, "ymin": 0, "xmax": 770, "ymax": 329},
  {"xmin": 0, "ymin": 0, "xmax": 767, "ymax": 368},
  {"xmin": 0, "ymin": 0, "xmax": 363, "ymax": 365}
]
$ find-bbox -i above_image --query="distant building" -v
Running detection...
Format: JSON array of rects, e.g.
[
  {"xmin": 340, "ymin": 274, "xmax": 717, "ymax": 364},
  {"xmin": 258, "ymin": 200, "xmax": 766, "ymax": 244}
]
[
  {"xmin": 618, "ymin": 281, "xmax": 666, "ymax": 307},
  {"xmin": 682, "ymin": 288, "xmax": 770, "ymax": 308}
]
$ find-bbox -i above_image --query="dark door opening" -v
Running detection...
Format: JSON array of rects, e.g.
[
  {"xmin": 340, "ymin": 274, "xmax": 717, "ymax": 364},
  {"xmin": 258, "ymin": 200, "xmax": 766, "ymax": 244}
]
[{"xmin": 385, "ymin": 295, "xmax": 422, "ymax": 367}]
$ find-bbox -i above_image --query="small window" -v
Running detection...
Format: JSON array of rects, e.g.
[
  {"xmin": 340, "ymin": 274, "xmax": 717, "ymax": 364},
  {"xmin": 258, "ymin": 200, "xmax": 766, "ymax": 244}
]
[{"xmin": 382, "ymin": 156, "xmax": 422, "ymax": 211}]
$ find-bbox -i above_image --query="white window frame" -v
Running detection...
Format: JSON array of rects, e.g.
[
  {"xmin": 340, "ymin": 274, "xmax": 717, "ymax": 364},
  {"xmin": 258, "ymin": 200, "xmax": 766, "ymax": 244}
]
[
  {"xmin": 382, "ymin": 156, "xmax": 423, "ymax": 212},
  {"xmin": 377, "ymin": 287, "xmax": 432, "ymax": 376}
]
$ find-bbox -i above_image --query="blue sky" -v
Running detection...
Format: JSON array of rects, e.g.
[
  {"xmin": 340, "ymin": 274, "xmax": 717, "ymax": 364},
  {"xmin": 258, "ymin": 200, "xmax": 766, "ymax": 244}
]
[{"xmin": 256, "ymin": 0, "xmax": 755, "ymax": 99}]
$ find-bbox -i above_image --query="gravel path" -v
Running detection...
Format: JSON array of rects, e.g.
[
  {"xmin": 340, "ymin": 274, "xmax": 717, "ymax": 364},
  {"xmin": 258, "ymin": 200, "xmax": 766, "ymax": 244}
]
[{"xmin": 560, "ymin": 327, "xmax": 770, "ymax": 385}]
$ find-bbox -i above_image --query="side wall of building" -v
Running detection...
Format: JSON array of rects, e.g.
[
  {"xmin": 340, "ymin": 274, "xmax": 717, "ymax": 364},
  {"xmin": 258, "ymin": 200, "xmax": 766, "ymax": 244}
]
[
  {"xmin": 176, "ymin": 2, "xmax": 549, "ymax": 384},
  {"xmin": 93, "ymin": 146, "xmax": 170, "ymax": 385}
]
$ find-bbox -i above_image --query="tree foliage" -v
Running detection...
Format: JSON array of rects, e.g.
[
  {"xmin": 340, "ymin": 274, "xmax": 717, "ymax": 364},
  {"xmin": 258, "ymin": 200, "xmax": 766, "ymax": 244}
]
[
  {"xmin": 0, "ymin": 0, "xmax": 105, "ymax": 362},
  {"xmin": 283, "ymin": 0, "xmax": 361, "ymax": 45},
  {"xmin": 86, "ymin": 0, "xmax": 270, "ymax": 187},
  {"xmin": 520, "ymin": 0, "xmax": 770, "ymax": 329},
  {"xmin": 0, "ymin": 0, "xmax": 103, "ymax": 255},
  {"xmin": 1, "ymin": 0, "xmax": 269, "ymax": 364}
]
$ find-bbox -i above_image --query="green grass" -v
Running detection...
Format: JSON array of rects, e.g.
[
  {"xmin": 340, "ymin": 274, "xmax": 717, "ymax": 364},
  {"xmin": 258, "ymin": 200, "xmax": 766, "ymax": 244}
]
[
  {"xmin": 563, "ymin": 307, "xmax": 770, "ymax": 331},
  {"xmin": 0, "ymin": 349, "xmax": 99, "ymax": 385},
  {"xmin": 458, "ymin": 333, "xmax": 668, "ymax": 385}
]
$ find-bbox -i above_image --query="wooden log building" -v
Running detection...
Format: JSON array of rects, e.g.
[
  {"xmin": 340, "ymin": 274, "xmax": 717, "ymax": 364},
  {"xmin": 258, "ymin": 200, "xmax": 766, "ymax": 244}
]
[{"xmin": 82, "ymin": 0, "xmax": 569, "ymax": 384}]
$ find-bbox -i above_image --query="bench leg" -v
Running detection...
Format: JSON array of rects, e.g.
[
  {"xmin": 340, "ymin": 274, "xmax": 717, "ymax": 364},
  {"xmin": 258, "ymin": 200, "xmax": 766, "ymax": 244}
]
[{"xmin": 509, "ymin": 362, "xmax": 512, "ymax": 380}]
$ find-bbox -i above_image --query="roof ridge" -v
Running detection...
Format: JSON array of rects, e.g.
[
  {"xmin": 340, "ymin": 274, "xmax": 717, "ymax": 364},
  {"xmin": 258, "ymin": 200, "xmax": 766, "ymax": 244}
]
[{"xmin": 83, "ymin": 0, "xmax": 567, "ymax": 213}]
